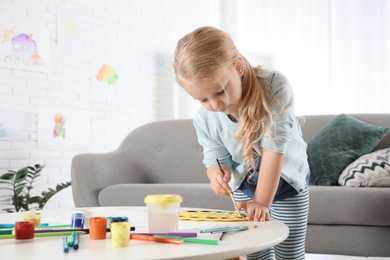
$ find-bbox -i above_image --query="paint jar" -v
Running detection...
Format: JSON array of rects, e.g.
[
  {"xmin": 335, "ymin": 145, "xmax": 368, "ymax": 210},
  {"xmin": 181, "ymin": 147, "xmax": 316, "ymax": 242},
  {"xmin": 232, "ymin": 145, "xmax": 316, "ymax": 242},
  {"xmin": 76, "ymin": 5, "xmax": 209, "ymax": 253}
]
[
  {"xmin": 107, "ymin": 216, "xmax": 129, "ymax": 238},
  {"xmin": 110, "ymin": 222, "xmax": 130, "ymax": 248},
  {"xmin": 89, "ymin": 217, "xmax": 107, "ymax": 240},
  {"xmin": 71, "ymin": 213, "xmax": 85, "ymax": 228},
  {"xmin": 15, "ymin": 221, "xmax": 35, "ymax": 240},
  {"xmin": 144, "ymin": 194, "xmax": 183, "ymax": 232},
  {"xmin": 107, "ymin": 216, "xmax": 129, "ymax": 229},
  {"xmin": 23, "ymin": 211, "xmax": 41, "ymax": 226}
]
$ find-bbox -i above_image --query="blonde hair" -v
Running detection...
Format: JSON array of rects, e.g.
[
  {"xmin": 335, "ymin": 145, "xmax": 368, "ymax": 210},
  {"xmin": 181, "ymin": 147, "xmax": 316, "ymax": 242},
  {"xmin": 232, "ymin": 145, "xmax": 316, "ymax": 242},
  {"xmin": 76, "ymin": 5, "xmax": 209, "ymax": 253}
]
[{"xmin": 174, "ymin": 26, "xmax": 278, "ymax": 167}]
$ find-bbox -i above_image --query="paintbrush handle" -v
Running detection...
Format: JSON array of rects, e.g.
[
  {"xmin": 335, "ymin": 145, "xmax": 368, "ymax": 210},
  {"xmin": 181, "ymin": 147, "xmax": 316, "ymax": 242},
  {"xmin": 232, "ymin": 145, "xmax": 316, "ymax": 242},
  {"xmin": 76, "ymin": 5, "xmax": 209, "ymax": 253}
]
[{"xmin": 217, "ymin": 158, "xmax": 242, "ymax": 217}]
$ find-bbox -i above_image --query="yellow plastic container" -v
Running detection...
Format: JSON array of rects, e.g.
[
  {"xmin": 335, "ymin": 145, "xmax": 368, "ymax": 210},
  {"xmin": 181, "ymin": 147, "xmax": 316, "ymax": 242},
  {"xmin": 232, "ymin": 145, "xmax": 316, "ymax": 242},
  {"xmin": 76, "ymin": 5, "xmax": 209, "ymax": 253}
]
[{"xmin": 144, "ymin": 194, "xmax": 183, "ymax": 232}]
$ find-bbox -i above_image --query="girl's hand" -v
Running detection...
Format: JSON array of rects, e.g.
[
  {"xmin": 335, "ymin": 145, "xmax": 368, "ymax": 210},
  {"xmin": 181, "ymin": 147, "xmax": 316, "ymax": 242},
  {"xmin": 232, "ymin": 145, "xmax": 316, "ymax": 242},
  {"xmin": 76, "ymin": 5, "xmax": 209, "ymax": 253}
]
[
  {"xmin": 236, "ymin": 201, "xmax": 270, "ymax": 222},
  {"xmin": 206, "ymin": 163, "xmax": 232, "ymax": 196}
]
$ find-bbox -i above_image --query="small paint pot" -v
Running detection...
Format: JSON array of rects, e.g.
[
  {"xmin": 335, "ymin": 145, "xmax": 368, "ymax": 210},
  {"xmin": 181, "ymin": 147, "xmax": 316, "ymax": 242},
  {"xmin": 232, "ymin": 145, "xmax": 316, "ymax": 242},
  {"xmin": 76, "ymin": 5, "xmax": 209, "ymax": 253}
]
[
  {"xmin": 15, "ymin": 221, "xmax": 35, "ymax": 240},
  {"xmin": 107, "ymin": 216, "xmax": 129, "ymax": 238},
  {"xmin": 107, "ymin": 216, "xmax": 129, "ymax": 228},
  {"xmin": 89, "ymin": 217, "xmax": 107, "ymax": 240},
  {"xmin": 23, "ymin": 212, "xmax": 41, "ymax": 226},
  {"xmin": 111, "ymin": 222, "xmax": 130, "ymax": 248},
  {"xmin": 71, "ymin": 213, "xmax": 85, "ymax": 228}
]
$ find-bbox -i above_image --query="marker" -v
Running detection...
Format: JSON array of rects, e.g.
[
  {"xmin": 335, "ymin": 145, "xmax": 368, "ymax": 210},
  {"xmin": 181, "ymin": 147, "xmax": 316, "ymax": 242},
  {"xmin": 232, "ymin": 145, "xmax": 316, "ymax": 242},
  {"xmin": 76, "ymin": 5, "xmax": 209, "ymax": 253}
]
[
  {"xmin": 154, "ymin": 235, "xmax": 219, "ymax": 245},
  {"xmin": 67, "ymin": 231, "xmax": 76, "ymax": 247},
  {"xmin": 129, "ymin": 234, "xmax": 183, "ymax": 245},
  {"xmin": 63, "ymin": 237, "xmax": 69, "ymax": 253},
  {"xmin": 73, "ymin": 234, "xmax": 80, "ymax": 250}
]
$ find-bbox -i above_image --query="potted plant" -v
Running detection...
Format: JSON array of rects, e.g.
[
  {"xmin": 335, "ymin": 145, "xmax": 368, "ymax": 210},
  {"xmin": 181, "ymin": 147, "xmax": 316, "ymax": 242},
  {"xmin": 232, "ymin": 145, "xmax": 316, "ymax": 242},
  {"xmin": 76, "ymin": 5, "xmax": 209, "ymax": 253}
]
[{"xmin": 0, "ymin": 164, "xmax": 71, "ymax": 213}]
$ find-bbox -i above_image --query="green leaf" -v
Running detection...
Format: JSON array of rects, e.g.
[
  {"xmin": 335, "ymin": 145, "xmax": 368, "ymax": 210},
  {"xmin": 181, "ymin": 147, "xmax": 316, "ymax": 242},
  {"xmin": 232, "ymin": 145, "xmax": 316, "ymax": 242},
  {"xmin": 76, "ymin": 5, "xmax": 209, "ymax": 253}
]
[{"xmin": 0, "ymin": 172, "xmax": 16, "ymax": 180}]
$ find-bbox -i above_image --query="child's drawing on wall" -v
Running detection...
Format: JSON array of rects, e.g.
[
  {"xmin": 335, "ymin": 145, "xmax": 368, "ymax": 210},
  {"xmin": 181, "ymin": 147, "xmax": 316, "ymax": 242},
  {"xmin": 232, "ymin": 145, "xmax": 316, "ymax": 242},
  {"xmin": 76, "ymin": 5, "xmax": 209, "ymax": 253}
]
[
  {"xmin": 11, "ymin": 33, "xmax": 43, "ymax": 66},
  {"xmin": 0, "ymin": 123, "xmax": 6, "ymax": 138},
  {"xmin": 57, "ymin": 5, "xmax": 82, "ymax": 50},
  {"xmin": 0, "ymin": 23, "xmax": 50, "ymax": 72},
  {"xmin": 53, "ymin": 113, "xmax": 66, "ymax": 139},
  {"xmin": 38, "ymin": 108, "xmax": 89, "ymax": 149},
  {"xmin": 0, "ymin": 108, "xmax": 21, "ymax": 139},
  {"xmin": 91, "ymin": 59, "xmax": 128, "ymax": 87},
  {"xmin": 96, "ymin": 64, "xmax": 119, "ymax": 85},
  {"xmin": 0, "ymin": 24, "xmax": 18, "ymax": 44}
]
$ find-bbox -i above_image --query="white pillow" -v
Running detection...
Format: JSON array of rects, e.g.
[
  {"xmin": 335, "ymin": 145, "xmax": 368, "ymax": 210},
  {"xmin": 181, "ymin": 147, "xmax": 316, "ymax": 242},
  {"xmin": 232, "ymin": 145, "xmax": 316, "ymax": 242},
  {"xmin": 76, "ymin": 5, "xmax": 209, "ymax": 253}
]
[{"xmin": 338, "ymin": 148, "xmax": 390, "ymax": 187}]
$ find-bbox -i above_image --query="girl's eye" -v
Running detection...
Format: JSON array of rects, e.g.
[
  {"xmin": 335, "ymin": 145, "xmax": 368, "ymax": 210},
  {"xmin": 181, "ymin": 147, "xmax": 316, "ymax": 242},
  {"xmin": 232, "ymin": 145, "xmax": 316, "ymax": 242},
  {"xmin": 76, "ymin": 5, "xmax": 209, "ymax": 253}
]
[{"xmin": 216, "ymin": 89, "xmax": 225, "ymax": 95}]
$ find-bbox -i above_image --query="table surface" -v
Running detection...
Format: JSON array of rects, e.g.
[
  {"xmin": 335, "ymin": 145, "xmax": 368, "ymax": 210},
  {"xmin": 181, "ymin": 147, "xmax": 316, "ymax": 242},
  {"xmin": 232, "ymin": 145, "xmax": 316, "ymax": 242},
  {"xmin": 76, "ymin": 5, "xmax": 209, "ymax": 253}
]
[{"xmin": 0, "ymin": 207, "xmax": 289, "ymax": 260}]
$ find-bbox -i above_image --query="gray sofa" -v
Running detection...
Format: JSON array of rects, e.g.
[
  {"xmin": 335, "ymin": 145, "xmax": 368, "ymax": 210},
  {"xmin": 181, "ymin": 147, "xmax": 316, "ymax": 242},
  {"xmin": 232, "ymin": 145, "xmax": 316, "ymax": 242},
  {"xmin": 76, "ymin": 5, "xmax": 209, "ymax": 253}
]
[{"xmin": 71, "ymin": 114, "xmax": 390, "ymax": 257}]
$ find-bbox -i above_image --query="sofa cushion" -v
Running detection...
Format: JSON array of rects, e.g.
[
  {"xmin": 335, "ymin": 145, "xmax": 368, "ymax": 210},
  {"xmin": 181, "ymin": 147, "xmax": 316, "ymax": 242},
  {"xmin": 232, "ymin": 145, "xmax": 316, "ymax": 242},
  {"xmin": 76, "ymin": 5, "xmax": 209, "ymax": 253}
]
[
  {"xmin": 308, "ymin": 185, "xmax": 390, "ymax": 226},
  {"xmin": 339, "ymin": 148, "xmax": 390, "ymax": 187},
  {"xmin": 98, "ymin": 183, "xmax": 233, "ymax": 211},
  {"xmin": 307, "ymin": 113, "xmax": 390, "ymax": 186}
]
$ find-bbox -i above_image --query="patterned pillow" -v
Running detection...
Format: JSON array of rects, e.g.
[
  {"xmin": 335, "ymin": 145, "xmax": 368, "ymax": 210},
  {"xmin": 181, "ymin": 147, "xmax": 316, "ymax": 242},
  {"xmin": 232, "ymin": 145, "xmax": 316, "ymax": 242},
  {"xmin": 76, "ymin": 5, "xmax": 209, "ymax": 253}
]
[
  {"xmin": 307, "ymin": 114, "xmax": 390, "ymax": 186},
  {"xmin": 338, "ymin": 148, "xmax": 390, "ymax": 187}
]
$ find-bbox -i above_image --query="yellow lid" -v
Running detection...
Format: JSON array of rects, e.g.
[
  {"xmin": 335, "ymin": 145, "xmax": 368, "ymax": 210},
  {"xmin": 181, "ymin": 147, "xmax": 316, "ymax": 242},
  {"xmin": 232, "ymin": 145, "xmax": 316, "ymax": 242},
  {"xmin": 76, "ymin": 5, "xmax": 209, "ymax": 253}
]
[{"xmin": 144, "ymin": 194, "xmax": 183, "ymax": 204}]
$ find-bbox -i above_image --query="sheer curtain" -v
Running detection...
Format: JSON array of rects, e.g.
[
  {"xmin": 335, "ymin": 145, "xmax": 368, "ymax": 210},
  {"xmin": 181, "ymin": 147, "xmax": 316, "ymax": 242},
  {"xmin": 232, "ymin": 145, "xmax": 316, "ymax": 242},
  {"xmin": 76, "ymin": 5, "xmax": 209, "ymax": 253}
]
[{"xmin": 228, "ymin": 0, "xmax": 390, "ymax": 115}]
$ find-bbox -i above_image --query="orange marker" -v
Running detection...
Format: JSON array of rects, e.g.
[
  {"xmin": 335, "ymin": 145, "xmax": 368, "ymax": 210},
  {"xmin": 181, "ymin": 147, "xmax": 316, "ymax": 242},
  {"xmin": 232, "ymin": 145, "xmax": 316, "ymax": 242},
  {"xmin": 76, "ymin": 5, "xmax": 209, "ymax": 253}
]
[{"xmin": 130, "ymin": 234, "xmax": 183, "ymax": 245}]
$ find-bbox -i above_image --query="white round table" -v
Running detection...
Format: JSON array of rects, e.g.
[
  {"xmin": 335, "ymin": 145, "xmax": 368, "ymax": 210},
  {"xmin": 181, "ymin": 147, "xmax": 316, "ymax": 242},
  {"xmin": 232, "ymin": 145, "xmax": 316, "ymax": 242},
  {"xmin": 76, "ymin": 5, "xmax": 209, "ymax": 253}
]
[{"xmin": 0, "ymin": 207, "xmax": 289, "ymax": 260}]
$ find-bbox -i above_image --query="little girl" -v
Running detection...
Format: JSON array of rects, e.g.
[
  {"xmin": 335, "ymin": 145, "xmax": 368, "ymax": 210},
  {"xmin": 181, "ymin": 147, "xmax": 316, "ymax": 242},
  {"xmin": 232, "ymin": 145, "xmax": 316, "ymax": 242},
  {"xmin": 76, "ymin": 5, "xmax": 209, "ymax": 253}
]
[{"xmin": 174, "ymin": 26, "xmax": 310, "ymax": 259}]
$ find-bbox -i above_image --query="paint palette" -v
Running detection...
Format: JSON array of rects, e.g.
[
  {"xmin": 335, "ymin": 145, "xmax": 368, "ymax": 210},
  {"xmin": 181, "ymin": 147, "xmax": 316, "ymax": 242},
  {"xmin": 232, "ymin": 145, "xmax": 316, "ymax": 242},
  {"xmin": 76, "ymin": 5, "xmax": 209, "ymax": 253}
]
[{"xmin": 179, "ymin": 210, "xmax": 247, "ymax": 222}]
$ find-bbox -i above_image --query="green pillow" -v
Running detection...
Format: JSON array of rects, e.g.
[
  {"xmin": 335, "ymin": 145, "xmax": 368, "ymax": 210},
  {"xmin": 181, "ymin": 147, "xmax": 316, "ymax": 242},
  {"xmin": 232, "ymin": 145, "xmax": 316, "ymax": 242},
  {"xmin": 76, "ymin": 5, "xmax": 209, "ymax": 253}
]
[{"xmin": 307, "ymin": 114, "xmax": 390, "ymax": 186}]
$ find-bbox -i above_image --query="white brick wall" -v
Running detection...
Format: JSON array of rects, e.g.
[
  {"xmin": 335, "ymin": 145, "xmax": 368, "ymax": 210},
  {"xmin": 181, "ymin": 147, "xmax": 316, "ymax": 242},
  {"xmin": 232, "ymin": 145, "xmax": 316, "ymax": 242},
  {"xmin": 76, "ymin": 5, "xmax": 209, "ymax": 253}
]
[{"xmin": 0, "ymin": 0, "xmax": 220, "ymax": 211}]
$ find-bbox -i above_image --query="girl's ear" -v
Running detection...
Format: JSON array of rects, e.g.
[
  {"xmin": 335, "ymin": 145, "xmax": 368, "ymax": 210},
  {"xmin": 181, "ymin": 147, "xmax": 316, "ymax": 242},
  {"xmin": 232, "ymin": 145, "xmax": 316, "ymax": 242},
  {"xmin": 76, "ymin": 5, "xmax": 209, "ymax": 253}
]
[{"xmin": 235, "ymin": 56, "xmax": 244, "ymax": 76}]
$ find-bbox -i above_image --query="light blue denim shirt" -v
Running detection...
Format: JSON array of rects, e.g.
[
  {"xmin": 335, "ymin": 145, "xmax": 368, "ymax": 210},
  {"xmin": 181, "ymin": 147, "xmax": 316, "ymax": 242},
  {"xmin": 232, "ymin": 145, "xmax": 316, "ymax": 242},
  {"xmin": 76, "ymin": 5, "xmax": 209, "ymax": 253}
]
[{"xmin": 193, "ymin": 70, "xmax": 310, "ymax": 193}]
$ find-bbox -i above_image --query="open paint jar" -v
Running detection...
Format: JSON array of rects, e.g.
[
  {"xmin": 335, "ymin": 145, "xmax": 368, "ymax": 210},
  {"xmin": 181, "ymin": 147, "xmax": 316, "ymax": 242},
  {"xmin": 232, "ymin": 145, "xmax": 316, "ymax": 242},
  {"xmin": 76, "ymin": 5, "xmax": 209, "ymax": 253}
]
[{"xmin": 144, "ymin": 194, "xmax": 183, "ymax": 232}]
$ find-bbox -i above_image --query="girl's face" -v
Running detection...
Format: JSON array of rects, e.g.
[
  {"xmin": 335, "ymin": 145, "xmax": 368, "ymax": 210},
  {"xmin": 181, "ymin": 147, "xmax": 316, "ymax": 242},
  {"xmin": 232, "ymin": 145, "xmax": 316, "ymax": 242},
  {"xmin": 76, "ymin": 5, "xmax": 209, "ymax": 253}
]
[{"xmin": 183, "ymin": 64, "xmax": 243, "ymax": 119}]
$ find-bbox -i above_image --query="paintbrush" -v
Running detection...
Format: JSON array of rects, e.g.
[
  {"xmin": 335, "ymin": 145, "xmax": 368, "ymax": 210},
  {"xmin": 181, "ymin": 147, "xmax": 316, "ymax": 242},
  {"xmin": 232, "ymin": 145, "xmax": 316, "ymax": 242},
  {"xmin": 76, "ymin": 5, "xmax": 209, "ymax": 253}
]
[{"xmin": 216, "ymin": 159, "xmax": 242, "ymax": 217}]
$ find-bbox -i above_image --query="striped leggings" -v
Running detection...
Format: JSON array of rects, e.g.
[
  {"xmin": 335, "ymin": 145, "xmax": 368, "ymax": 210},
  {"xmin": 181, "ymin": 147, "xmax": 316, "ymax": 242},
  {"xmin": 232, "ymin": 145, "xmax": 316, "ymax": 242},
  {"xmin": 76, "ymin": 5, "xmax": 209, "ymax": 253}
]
[{"xmin": 234, "ymin": 187, "xmax": 309, "ymax": 260}]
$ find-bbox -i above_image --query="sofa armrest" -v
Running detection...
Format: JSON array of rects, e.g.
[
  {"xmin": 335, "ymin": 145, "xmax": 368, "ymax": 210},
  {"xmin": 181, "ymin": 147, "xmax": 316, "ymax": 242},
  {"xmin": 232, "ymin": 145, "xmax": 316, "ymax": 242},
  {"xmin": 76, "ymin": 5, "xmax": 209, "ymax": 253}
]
[{"xmin": 71, "ymin": 150, "xmax": 137, "ymax": 207}]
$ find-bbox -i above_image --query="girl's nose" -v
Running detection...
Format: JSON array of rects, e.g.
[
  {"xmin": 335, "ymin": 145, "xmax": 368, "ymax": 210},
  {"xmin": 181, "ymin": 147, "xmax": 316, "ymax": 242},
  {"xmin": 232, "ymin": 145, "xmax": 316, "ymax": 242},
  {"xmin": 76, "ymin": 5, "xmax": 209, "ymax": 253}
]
[{"xmin": 210, "ymin": 99, "xmax": 224, "ymax": 111}]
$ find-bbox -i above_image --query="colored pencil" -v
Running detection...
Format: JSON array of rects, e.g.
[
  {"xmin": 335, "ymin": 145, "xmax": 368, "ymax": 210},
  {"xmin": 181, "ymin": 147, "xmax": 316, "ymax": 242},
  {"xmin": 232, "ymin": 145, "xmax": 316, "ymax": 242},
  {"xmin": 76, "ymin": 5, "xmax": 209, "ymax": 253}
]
[
  {"xmin": 0, "ymin": 231, "xmax": 87, "ymax": 240},
  {"xmin": 200, "ymin": 226, "xmax": 240, "ymax": 233},
  {"xmin": 154, "ymin": 235, "xmax": 219, "ymax": 245},
  {"xmin": 130, "ymin": 234, "xmax": 183, "ymax": 245},
  {"xmin": 34, "ymin": 227, "xmax": 135, "ymax": 234},
  {"xmin": 210, "ymin": 225, "xmax": 257, "ymax": 234},
  {"xmin": 135, "ymin": 232, "xmax": 197, "ymax": 237}
]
